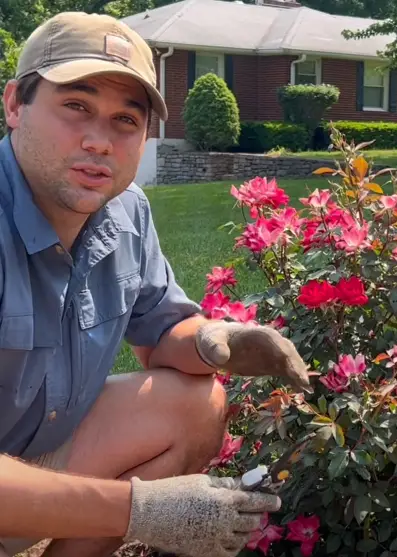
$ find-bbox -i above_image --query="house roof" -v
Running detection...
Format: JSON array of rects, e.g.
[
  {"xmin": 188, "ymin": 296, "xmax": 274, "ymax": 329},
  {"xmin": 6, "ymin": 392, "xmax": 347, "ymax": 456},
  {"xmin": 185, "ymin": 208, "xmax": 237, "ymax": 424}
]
[{"xmin": 122, "ymin": 0, "xmax": 394, "ymax": 60}]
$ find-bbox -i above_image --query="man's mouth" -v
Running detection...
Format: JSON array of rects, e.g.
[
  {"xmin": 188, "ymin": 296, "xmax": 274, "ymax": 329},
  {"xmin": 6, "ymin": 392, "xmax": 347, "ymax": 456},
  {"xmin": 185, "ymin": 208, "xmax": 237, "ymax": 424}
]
[{"xmin": 70, "ymin": 163, "xmax": 113, "ymax": 188}]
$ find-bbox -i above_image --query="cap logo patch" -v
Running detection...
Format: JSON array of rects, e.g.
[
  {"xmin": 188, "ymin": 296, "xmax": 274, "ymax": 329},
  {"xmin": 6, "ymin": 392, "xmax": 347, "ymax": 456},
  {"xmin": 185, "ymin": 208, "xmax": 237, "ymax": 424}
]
[{"xmin": 105, "ymin": 34, "xmax": 132, "ymax": 62}]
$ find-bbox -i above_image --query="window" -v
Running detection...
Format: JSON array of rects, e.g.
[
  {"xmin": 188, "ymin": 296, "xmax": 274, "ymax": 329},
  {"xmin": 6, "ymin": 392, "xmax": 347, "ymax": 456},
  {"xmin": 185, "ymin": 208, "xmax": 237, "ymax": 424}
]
[
  {"xmin": 195, "ymin": 52, "xmax": 224, "ymax": 80},
  {"xmin": 363, "ymin": 61, "xmax": 389, "ymax": 111},
  {"xmin": 294, "ymin": 60, "xmax": 321, "ymax": 85}
]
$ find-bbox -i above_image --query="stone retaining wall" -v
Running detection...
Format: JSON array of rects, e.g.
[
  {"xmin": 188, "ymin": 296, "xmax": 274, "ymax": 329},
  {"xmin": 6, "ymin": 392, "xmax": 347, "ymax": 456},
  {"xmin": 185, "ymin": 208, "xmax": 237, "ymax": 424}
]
[
  {"xmin": 156, "ymin": 145, "xmax": 387, "ymax": 185},
  {"xmin": 156, "ymin": 147, "xmax": 332, "ymax": 185}
]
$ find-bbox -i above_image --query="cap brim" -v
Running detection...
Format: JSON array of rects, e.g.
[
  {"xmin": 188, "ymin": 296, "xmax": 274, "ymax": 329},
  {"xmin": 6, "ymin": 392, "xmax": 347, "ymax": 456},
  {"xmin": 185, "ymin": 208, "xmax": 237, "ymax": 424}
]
[{"xmin": 37, "ymin": 59, "xmax": 168, "ymax": 121}]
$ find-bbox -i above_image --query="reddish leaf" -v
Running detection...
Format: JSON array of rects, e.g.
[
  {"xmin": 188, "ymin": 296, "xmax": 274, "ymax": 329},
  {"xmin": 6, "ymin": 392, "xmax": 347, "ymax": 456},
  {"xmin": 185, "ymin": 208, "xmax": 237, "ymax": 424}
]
[
  {"xmin": 364, "ymin": 182, "xmax": 384, "ymax": 194},
  {"xmin": 313, "ymin": 167, "xmax": 336, "ymax": 175},
  {"xmin": 353, "ymin": 156, "xmax": 369, "ymax": 181}
]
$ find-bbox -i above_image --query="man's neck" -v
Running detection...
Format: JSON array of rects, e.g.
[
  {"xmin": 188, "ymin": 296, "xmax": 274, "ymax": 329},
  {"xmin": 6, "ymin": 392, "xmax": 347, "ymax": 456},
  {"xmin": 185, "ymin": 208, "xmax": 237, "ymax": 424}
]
[{"xmin": 33, "ymin": 193, "xmax": 88, "ymax": 252}]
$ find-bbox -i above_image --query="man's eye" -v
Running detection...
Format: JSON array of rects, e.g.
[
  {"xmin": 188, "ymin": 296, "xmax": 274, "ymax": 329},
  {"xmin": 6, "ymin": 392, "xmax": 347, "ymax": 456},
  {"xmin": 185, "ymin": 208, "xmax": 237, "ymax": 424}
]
[
  {"xmin": 64, "ymin": 102, "xmax": 86, "ymax": 111},
  {"xmin": 117, "ymin": 115, "xmax": 136, "ymax": 126}
]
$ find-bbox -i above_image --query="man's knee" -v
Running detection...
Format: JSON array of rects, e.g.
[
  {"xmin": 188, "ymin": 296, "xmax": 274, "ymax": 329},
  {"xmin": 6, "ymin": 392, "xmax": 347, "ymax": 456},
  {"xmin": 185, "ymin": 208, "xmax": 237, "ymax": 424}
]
[{"xmin": 164, "ymin": 370, "xmax": 228, "ymax": 469}]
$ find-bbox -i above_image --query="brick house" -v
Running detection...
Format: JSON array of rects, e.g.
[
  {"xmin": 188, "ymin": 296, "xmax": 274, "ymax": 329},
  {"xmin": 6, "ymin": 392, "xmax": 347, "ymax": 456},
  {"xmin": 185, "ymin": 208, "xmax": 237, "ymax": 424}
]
[{"xmin": 123, "ymin": 0, "xmax": 397, "ymax": 144}]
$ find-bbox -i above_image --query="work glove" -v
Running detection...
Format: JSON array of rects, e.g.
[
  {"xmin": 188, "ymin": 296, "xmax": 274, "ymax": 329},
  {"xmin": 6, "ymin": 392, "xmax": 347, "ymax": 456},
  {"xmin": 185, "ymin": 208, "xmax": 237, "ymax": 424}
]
[
  {"xmin": 195, "ymin": 320, "xmax": 312, "ymax": 393},
  {"xmin": 124, "ymin": 474, "xmax": 281, "ymax": 557}
]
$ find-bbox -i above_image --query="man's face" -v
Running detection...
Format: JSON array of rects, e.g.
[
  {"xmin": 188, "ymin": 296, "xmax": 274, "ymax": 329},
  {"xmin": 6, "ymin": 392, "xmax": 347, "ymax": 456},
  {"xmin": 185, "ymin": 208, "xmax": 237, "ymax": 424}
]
[{"xmin": 6, "ymin": 73, "xmax": 149, "ymax": 216}]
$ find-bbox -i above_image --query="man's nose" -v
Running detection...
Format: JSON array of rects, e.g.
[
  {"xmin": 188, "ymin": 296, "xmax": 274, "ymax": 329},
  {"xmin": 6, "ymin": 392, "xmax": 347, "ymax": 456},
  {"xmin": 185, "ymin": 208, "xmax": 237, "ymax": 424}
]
[{"xmin": 81, "ymin": 127, "xmax": 113, "ymax": 156}]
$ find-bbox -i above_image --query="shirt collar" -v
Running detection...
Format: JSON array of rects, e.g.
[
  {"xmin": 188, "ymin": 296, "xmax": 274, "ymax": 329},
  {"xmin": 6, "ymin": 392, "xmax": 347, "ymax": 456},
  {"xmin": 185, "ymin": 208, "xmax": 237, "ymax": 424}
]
[
  {"xmin": 0, "ymin": 136, "xmax": 139, "ymax": 255},
  {"xmin": 0, "ymin": 135, "xmax": 59, "ymax": 255}
]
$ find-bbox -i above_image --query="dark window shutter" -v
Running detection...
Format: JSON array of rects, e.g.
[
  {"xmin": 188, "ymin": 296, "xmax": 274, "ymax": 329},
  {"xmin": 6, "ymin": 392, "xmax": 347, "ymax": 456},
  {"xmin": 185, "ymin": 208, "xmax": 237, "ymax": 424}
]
[
  {"xmin": 389, "ymin": 69, "xmax": 397, "ymax": 113},
  {"xmin": 225, "ymin": 54, "xmax": 234, "ymax": 91},
  {"xmin": 356, "ymin": 61, "xmax": 364, "ymax": 111},
  {"xmin": 187, "ymin": 51, "xmax": 196, "ymax": 90}
]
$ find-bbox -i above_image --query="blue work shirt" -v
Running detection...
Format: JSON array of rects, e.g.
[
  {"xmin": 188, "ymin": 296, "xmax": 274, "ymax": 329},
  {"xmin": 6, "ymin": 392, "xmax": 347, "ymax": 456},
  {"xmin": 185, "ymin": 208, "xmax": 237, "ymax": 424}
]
[{"xmin": 0, "ymin": 135, "xmax": 200, "ymax": 459}]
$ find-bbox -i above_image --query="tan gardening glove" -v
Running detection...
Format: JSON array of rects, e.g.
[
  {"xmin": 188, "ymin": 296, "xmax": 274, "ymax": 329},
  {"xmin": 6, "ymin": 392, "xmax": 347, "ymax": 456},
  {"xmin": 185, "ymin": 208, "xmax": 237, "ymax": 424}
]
[
  {"xmin": 124, "ymin": 474, "xmax": 281, "ymax": 557},
  {"xmin": 195, "ymin": 320, "xmax": 312, "ymax": 392}
]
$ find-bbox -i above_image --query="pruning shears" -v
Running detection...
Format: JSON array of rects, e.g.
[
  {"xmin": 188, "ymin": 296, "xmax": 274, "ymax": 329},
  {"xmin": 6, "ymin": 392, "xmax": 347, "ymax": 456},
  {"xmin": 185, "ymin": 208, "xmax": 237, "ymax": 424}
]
[{"xmin": 241, "ymin": 433, "xmax": 316, "ymax": 493}]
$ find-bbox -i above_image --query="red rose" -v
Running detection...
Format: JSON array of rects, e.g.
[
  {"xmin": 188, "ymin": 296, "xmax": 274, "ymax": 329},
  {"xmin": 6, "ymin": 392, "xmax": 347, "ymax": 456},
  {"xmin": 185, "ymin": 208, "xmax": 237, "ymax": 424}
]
[
  {"xmin": 297, "ymin": 280, "xmax": 338, "ymax": 309},
  {"xmin": 335, "ymin": 276, "xmax": 368, "ymax": 306}
]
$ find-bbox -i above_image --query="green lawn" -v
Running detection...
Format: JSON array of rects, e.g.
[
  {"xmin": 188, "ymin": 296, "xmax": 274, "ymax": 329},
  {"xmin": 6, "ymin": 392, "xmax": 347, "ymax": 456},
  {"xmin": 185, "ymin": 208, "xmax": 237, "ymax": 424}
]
[
  {"xmin": 112, "ymin": 175, "xmax": 394, "ymax": 374},
  {"xmin": 284, "ymin": 149, "xmax": 397, "ymax": 168}
]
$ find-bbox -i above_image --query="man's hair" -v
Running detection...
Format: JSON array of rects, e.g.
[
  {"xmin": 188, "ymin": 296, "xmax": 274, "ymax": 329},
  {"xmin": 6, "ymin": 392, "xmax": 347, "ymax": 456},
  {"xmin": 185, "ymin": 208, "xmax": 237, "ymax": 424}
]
[
  {"xmin": 15, "ymin": 73, "xmax": 43, "ymax": 106},
  {"xmin": 7, "ymin": 73, "xmax": 42, "ymax": 133}
]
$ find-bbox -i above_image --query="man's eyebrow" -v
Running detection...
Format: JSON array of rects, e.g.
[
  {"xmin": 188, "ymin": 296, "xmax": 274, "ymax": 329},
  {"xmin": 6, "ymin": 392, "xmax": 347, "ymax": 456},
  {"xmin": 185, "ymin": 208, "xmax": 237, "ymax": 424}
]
[
  {"xmin": 55, "ymin": 82, "xmax": 148, "ymax": 113},
  {"xmin": 55, "ymin": 82, "xmax": 98, "ymax": 95}
]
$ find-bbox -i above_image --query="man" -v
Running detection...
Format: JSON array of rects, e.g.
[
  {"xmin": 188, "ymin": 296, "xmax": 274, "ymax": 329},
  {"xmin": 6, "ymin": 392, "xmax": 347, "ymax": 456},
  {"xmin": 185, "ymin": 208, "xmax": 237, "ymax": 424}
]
[{"xmin": 0, "ymin": 10, "xmax": 311, "ymax": 557}]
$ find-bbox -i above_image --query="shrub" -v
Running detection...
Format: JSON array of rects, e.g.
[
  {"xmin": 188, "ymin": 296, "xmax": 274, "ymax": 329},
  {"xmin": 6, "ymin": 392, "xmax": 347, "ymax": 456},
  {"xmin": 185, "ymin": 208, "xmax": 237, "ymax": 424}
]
[
  {"xmin": 201, "ymin": 127, "xmax": 397, "ymax": 557},
  {"xmin": 238, "ymin": 121, "xmax": 311, "ymax": 153},
  {"xmin": 183, "ymin": 73, "xmax": 240, "ymax": 151},
  {"xmin": 324, "ymin": 121, "xmax": 397, "ymax": 150},
  {"xmin": 278, "ymin": 84, "xmax": 340, "ymax": 132}
]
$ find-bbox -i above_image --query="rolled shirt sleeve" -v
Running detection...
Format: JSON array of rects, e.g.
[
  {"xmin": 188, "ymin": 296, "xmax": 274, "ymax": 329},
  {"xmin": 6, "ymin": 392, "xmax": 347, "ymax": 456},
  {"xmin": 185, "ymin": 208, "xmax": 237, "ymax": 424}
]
[{"xmin": 125, "ymin": 193, "xmax": 201, "ymax": 347}]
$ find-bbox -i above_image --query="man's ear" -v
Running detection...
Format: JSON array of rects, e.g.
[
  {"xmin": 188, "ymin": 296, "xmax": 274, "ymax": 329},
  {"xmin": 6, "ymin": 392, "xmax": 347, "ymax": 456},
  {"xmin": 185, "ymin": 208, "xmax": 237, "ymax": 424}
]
[{"xmin": 3, "ymin": 80, "xmax": 22, "ymax": 130}]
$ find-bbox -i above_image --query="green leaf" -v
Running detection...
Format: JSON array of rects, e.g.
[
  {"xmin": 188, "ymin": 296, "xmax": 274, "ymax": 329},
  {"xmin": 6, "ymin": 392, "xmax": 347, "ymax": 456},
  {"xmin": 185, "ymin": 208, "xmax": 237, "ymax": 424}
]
[
  {"xmin": 291, "ymin": 260, "xmax": 306, "ymax": 272},
  {"xmin": 277, "ymin": 418, "xmax": 287, "ymax": 439},
  {"xmin": 322, "ymin": 488, "xmax": 335, "ymax": 506},
  {"xmin": 344, "ymin": 497, "xmax": 355, "ymax": 525},
  {"xmin": 355, "ymin": 466, "xmax": 371, "ymax": 481},
  {"xmin": 254, "ymin": 417, "xmax": 276, "ymax": 436},
  {"xmin": 389, "ymin": 289, "xmax": 397, "ymax": 315},
  {"xmin": 311, "ymin": 416, "xmax": 333, "ymax": 425},
  {"xmin": 351, "ymin": 450, "xmax": 372, "ymax": 466},
  {"xmin": 307, "ymin": 266, "xmax": 336, "ymax": 280},
  {"xmin": 369, "ymin": 488, "xmax": 390, "ymax": 508},
  {"xmin": 328, "ymin": 450, "xmax": 349, "ymax": 479},
  {"xmin": 264, "ymin": 292, "xmax": 285, "ymax": 308},
  {"xmin": 242, "ymin": 292, "xmax": 267, "ymax": 305},
  {"xmin": 389, "ymin": 446, "xmax": 397, "ymax": 464},
  {"xmin": 343, "ymin": 531, "xmax": 355, "ymax": 548},
  {"xmin": 390, "ymin": 537, "xmax": 397, "ymax": 551},
  {"xmin": 303, "ymin": 454, "xmax": 318, "ymax": 467},
  {"xmin": 356, "ymin": 539, "xmax": 378, "ymax": 552},
  {"xmin": 348, "ymin": 400, "xmax": 361, "ymax": 414},
  {"xmin": 354, "ymin": 496, "xmax": 372, "ymax": 524},
  {"xmin": 332, "ymin": 398, "xmax": 348, "ymax": 411},
  {"xmin": 258, "ymin": 440, "xmax": 285, "ymax": 459},
  {"xmin": 332, "ymin": 423, "xmax": 345, "ymax": 447},
  {"xmin": 280, "ymin": 512, "xmax": 297, "ymax": 525},
  {"xmin": 372, "ymin": 436, "xmax": 389, "ymax": 452},
  {"xmin": 313, "ymin": 425, "xmax": 333, "ymax": 450},
  {"xmin": 328, "ymin": 401, "xmax": 339, "ymax": 421},
  {"xmin": 318, "ymin": 395, "xmax": 327, "ymax": 414},
  {"xmin": 377, "ymin": 521, "xmax": 392, "ymax": 543},
  {"xmin": 326, "ymin": 533, "xmax": 341, "ymax": 553}
]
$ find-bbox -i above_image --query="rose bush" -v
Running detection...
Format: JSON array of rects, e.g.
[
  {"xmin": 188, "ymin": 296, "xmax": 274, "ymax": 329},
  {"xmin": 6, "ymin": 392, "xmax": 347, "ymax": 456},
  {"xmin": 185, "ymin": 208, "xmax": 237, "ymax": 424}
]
[{"xmin": 201, "ymin": 127, "xmax": 397, "ymax": 557}]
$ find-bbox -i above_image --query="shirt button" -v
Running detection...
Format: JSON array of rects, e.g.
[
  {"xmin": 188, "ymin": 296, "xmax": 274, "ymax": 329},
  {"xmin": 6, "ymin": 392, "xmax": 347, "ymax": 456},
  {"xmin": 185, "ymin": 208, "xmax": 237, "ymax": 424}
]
[
  {"xmin": 55, "ymin": 244, "xmax": 64, "ymax": 255},
  {"xmin": 48, "ymin": 411, "xmax": 57, "ymax": 422}
]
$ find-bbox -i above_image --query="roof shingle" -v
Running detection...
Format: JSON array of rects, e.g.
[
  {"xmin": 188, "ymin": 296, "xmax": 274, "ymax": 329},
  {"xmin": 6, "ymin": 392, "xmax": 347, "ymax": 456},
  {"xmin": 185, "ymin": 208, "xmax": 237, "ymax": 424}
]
[{"xmin": 122, "ymin": 0, "xmax": 393, "ymax": 59}]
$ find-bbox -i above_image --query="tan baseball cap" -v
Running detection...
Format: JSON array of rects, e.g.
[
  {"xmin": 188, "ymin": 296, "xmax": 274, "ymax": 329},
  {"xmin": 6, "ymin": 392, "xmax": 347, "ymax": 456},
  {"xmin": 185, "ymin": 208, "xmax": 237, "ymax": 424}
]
[{"xmin": 16, "ymin": 11, "xmax": 168, "ymax": 120}]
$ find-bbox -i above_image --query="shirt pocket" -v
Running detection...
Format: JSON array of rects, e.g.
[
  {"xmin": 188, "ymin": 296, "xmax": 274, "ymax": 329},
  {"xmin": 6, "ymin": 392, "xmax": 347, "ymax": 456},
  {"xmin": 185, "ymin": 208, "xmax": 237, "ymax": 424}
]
[
  {"xmin": 77, "ymin": 271, "xmax": 142, "ymax": 329},
  {"xmin": 0, "ymin": 315, "xmax": 34, "ymax": 350},
  {"xmin": 69, "ymin": 272, "xmax": 142, "ymax": 408}
]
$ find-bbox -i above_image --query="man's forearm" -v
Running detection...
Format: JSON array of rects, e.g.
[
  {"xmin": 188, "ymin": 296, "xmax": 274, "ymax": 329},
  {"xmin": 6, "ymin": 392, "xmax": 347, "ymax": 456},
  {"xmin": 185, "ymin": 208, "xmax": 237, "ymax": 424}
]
[
  {"xmin": 0, "ymin": 454, "xmax": 130, "ymax": 539},
  {"xmin": 142, "ymin": 314, "xmax": 216, "ymax": 376}
]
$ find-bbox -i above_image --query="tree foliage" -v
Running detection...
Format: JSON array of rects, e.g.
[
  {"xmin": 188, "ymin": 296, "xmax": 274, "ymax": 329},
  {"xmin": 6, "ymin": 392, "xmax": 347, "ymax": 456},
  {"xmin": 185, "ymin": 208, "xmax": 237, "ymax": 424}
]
[
  {"xmin": 0, "ymin": 0, "xmax": 173, "ymax": 41},
  {"xmin": 0, "ymin": 28, "xmax": 21, "ymax": 132},
  {"xmin": 342, "ymin": 6, "xmax": 397, "ymax": 68},
  {"xmin": 300, "ymin": 0, "xmax": 395, "ymax": 19}
]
